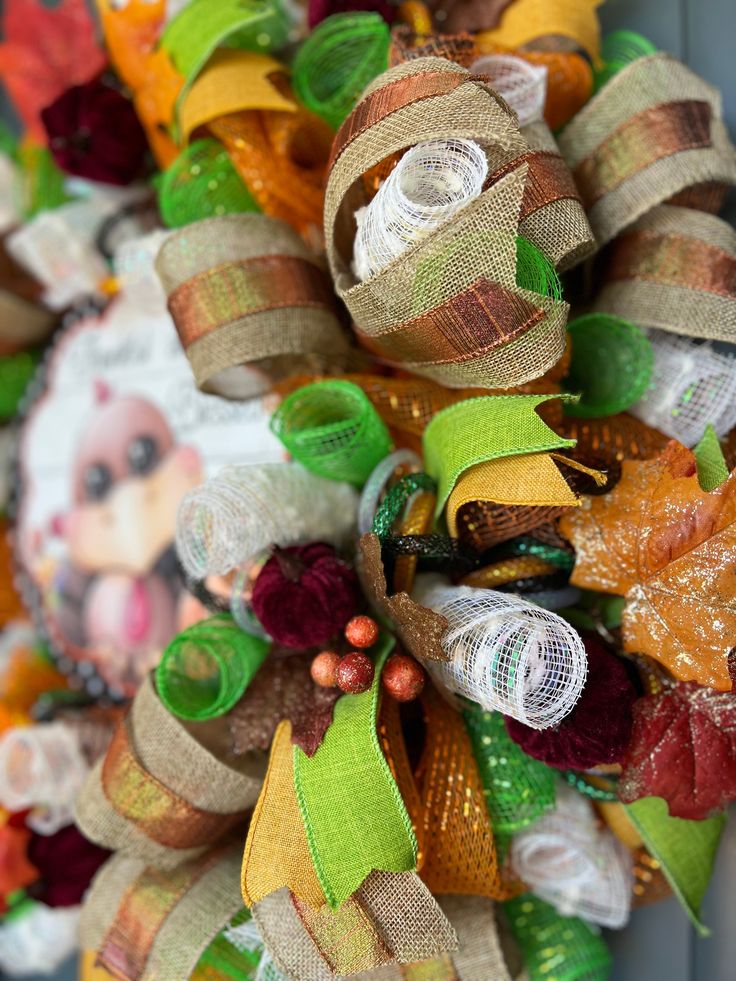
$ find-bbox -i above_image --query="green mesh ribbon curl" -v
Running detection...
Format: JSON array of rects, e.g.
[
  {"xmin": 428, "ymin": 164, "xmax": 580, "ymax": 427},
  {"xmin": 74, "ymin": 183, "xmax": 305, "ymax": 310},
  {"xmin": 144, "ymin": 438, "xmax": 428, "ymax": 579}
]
[
  {"xmin": 371, "ymin": 472, "xmax": 437, "ymax": 539},
  {"xmin": 504, "ymin": 893, "xmax": 612, "ymax": 981},
  {"xmin": 159, "ymin": 139, "xmax": 259, "ymax": 228},
  {"xmin": 155, "ymin": 614, "xmax": 269, "ymax": 722},
  {"xmin": 516, "ymin": 236, "xmax": 563, "ymax": 301},
  {"xmin": 0, "ymin": 350, "xmax": 39, "ymax": 421},
  {"xmin": 563, "ymin": 313, "xmax": 653, "ymax": 418},
  {"xmin": 464, "ymin": 708, "xmax": 556, "ymax": 839},
  {"xmin": 270, "ymin": 380, "xmax": 393, "ymax": 487},
  {"xmin": 194, "ymin": 908, "xmax": 262, "ymax": 979},
  {"xmin": 292, "ymin": 12, "xmax": 390, "ymax": 130},
  {"xmin": 593, "ymin": 31, "xmax": 658, "ymax": 92}
]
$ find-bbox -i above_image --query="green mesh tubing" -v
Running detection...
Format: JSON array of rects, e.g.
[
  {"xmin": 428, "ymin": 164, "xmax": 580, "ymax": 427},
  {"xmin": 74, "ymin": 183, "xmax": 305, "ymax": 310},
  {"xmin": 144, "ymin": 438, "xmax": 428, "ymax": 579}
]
[
  {"xmin": 563, "ymin": 313, "xmax": 653, "ymax": 418},
  {"xmin": 159, "ymin": 139, "xmax": 259, "ymax": 228},
  {"xmin": 292, "ymin": 12, "xmax": 391, "ymax": 130},
  {"xmin": 516, "ymin": 235, "xmax": 564, "ymax": 301},
  {"xmin": 155, "ymin": 614, "xmax": 269, "ymax": 722},
  {"xmin": 0, "ymin": 350, "xmax": 39, "ymax": 421},
  {"xmin": 270, "ymin": 380, "xmax": 393, "ymax": 487},
  {"xmin": 194, "ymin": 907, "xmax": 262, "ymax": 978},
  {"xmin": 504, "ymin": 893, "xmax": 613, "ymax": 981},
  {"xmin": 593, "ymin": 31, "xmax": 658, "ymax": 92},
  {"xmin": 464, "ymin": 708, "xmax": 556, "ymax": 839}
]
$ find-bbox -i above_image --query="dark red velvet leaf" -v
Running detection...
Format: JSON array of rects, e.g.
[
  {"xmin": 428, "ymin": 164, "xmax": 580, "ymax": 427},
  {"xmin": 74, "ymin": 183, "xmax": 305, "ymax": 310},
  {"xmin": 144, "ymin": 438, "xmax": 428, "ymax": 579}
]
[{"xmin": 618, "ymin": 681, "xmax": 736, "ymax": 820}]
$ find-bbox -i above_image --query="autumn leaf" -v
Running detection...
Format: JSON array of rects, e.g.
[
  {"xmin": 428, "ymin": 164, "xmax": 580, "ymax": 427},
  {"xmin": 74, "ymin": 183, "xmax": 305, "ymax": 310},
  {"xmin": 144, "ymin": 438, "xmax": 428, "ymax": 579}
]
[
  {"xmin": 619, "ymin": 682, "xmax": 736, "ymax": 820},
  {"xmin": 0, "ymin": 0, "xmax": 106, "ymax": 139},
  {"xmin": 559, "ymin": 441, "xmax": 736, "ymax": 690}
]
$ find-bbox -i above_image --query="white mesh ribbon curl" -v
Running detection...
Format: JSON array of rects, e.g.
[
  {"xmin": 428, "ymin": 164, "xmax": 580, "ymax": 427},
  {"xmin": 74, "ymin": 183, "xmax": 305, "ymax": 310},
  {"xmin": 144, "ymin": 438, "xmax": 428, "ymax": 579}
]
[
  {"xmin": 629, "ymin": 329, "xmax": 736, "ymax": 447},
  {"xmin": 413, "ymin": 578, "xmax": 587, "ymax": 729},
  {"xmin": 176, "ymin": 462, "xmax": 358, "ymax": 578},
  {"xmin": 352, "ymin": 139, "xmax": 488, "ymax": 282},
  {"xmin": 471, "ymin": 54, "xmax": 548, "ymax": 128},
  {"xmin": 511, "ymin": 784, "xmax": 634, "ymax": 929},
  {"xmin": 0, "ymin": 904, "xmax": 81, "ymax": 977}
]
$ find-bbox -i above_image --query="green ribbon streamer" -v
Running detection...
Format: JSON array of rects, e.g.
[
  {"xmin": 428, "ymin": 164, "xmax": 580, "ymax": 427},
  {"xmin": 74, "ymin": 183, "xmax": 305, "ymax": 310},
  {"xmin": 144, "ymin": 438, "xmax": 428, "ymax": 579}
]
[
  {"xmin": 293, "ymin": 633, "xmax": 417, "ymax": 908},
  {"xmin": 464, "ymin": 708, "xmax": 556, "ymax": 840},
  {"xmin": 0, "ymin": 350, "xmax": 39, "ymax": 422},
  {"xmin": 195, "ymin": 908, "xmax": 262, "ymax": 979},
  {"xmin": 504, "ymin": 893, "xmax": 612, "ymax": 981},
  {"xmin": 423, "ymin": 394, "xmax": 577, "ymax": 515},
  {"xmin": 694, "ymin": 424, "xmax": 729, "ymax": 491},
  {"xmin": 625, "ymin": 796, "xmax": 725, "ymax": 936}
]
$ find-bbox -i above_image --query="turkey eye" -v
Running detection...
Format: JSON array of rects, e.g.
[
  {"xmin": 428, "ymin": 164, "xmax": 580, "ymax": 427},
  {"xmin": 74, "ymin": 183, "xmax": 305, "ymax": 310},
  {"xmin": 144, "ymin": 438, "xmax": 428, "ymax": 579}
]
[
  {"xmin": 127, "ymin": 435, "xmax": 159, "ymax": 475},
  {"xmin": 83, "ymin": 463, "xmax": 113, "ymax": 502}
]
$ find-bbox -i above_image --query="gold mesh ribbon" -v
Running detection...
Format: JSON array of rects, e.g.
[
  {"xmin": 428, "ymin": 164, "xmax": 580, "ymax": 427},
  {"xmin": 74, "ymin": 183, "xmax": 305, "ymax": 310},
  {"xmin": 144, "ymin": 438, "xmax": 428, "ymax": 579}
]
[
  {"xmin": 378, "ymin": 696, "xmax": 426, "ymax": 871},
  {"xmin": 394, "ymin": 491, "xmax": 436, "ymax": 594},
  {"xmin": 241, "ymin": 720, "xmax": 326, "ymax": 909},
  {"xmin": 556, "ymin": 413, "xmax": 669, "ymax": 466}
]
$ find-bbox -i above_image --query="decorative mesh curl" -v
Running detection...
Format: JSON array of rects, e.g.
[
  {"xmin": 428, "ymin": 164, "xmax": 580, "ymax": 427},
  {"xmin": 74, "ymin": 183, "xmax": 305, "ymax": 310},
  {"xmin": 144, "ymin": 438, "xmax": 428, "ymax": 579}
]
[
  {"xmin": 176, "ymin": 463, "xmax": 358, "ymax": 578},
  {"xmin": 352, "ymin": 139, "xmax": 488, "ymax": 282},
  {"xmin": 510, "ymin": 784, "xmax": 634, "ymax": 929},
  {"xmin": 629, "ymin": 329, "xmax": 736, "ymax": 447},
  {"xmin": 593, "ymin": 30, "xmax": 658, "ymax": 93},
  {"xmin": 270, "ymin": 380, "xmax": 393, "ymax": 487},
  {"xmin": 413, "ymin": 577, "xmax": 587, "ymax": 729},
  {"xmin": 471, "ymin": 54, "xmax": 547, "ymax": 127}
]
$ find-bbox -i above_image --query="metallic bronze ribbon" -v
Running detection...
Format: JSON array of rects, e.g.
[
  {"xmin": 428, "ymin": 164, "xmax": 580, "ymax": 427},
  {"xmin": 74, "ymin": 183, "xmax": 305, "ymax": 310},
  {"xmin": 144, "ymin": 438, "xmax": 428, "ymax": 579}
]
[
  {"xmin": 167, "ymin": 255, "xmax": 336, "ymax": 349},
  {"xmin": 98, "ymin": 850, "xmax": 223, "ymax": 981},
  {"xmin": 573, "ymin": 100, "xmax": 713, "ymax": 207},
  {"xmin": 356, "ymin": 278, "xmax": 546, "ymax": 365},
  {"xmin": 605, "ymin": 229, "xmax": 736, "ymax": 298},
  {"xmin": 486, "ymin": 150, "xmax": 581, "ymax": 219},
  {"xmin": 101, "ymin": 720, "xmax": 244, "ymax": 849},
  {"xmin": 329, "ymin": 71, "xmax": 490, "ymax": 170},
  {"xmin": 291, "ymin": 893, "xmax": 393, "ymax": 976}
]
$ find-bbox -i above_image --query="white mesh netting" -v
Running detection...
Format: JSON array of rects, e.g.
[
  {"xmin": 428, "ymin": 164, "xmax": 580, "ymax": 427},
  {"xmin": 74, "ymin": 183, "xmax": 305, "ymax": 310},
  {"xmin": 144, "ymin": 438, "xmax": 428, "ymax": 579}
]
[
  {"xmin": 510, "ymin": 784, "xmax": 634, "ymax": 930},
  {"xmin": 413, "ymin": 577, "xmax": 587, "ymax": 729},
  {"xmin": 629, "ymin": 329, "xmax": 736, "ymax": 446},
  {"xmin": 0, "ymin": 904, "xmax": 81, "ymax": 977},
  {"xmin": 352, "ymin": 139, "xmax": 488, "ymax": 282},
  {"xmin": 176, "ymin": 462, "xmax": 359, "ymax": 579},
  {"xmin": 471, "ymin": 54, "xmax": 548, "ymax": 128}
]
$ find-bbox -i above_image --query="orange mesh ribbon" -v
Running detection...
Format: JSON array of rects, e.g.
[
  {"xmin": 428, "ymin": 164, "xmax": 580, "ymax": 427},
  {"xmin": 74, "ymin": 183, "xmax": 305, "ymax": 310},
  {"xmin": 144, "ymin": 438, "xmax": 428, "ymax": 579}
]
[
  {"xmin": 101, "ymin": 721, "xmax": 243, "ymax": 849},
  {"xmin": 378, "ymin": 696, "xmax": 426, "ymax": 871},
  {"xmin": 574, "ymin": 100, "xmax": 713, "ymax": 207},
  {"xmin": 487, "ymin": 151, "xmax": 582, "ymax": 219},
  {"xmin": 97, "ymin": 851, "xmax": 223, "ymax": 980},
  {"xmin": 0, "ymin": 520, "xmax": 26, "ymax": 626},
  {"xmin": 556, "ymin": 414, "xmax": 669, "ymax": 466},
  {"xmin": 416, "ymin": 687, "xmax": 512, "ymax": 899},
  {"xmin": 167, "ymin": 256, "xmax": 337, "ymax": 349},
  {"xmin": 605, "ymin": 230, "xmax": 736, "ymax": 299},
  {"xmin": 357, "ymin": 279, "xmax": 546, "ymax": 364},
  {"xmin": 329, "ymin": 70, "xmax": 489, "ymax": 169}
]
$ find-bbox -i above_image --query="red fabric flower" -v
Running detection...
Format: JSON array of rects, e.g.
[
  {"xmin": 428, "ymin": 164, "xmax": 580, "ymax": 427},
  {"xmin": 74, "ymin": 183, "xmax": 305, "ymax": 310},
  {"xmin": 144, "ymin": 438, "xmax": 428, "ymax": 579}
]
[
  {"xmin": 41, "ymin": 77, "xmax": 148, "ymax": 186},
  {"xmin": 505, "ymin": 634, "xmax": 638, "ymax": 770},
  {"xmin": 251, "ymin": 543, "xmax": 358, "ymax": 649},
  {"xmin": 27, "ymin": 824, "xmax": 110, "ymax": 907}
]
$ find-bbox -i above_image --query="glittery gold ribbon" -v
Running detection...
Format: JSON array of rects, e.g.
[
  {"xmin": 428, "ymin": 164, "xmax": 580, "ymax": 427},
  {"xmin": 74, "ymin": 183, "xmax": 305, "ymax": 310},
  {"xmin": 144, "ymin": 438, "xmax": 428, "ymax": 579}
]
[
  {"xmin": 394, "ymin": 491, "xmax": 436, "ymax": 594},
  {"xmin": 356, "ymin": 278, "xmax": 546, "ymax": 364},
  {"xmin": 606, "ymin": 230, "xmax": 736, "ymax": 298},
  {"xmin": 460, "ymin": 556, "xmax": 556, "ymax": 588},
  {"xmin": 101, "ymin": 720, "xmax": 243, "ymax": 850},
  {"xmin": 573, "ymin": 100, "xmax": 713, "ymax": 207},
  {"xmin": 168, "ymin": 256, "xmax": 337, "ymax": 349}
]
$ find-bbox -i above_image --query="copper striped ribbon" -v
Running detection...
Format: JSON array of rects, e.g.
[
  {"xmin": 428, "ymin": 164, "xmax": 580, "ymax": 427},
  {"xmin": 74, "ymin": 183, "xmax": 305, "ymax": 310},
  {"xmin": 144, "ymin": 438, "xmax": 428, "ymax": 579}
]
[
  {"xmin": 167, "ymin": 255, "xmax": 337, "ymax": 349},
  {"xmin": 292, "ymin": 893, "xmax": 393, "ymax": 975},
  {"xmin": 329, "ymin": 71, "xmax": 491, "ymax": 170},
  {"xmin": 101, "ymin": 720, "xmax": 244, "ymax": 849},
  {"xmin": 97, "ymin": 850, "xmax": 224, "ymax": 981},
  {"xmin": 606, "ymin": 230, "xmax": 736, "ymax": 298},
  {"xmin": 486, "ymin": 150, "xmax": 581, "ymax": 218},
  {"xmin": 357, "ymin": 278, "xmax": 546, "ymax": 364},
  {"xmin": 573, "ymin": 99, "xmax": 712, "ymax": 207}
]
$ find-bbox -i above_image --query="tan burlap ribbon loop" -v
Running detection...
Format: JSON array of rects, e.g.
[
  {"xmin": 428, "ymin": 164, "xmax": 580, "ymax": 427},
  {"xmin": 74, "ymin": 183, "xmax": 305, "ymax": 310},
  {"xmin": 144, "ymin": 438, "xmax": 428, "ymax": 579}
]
[
  {"xmin": 559, "ymin": 54, "xmax": 736, "ymax": 245},
  {"xmin": 594, "ymin": 204, "xmax": 736, "ymax": 342},
  {"xmin": 486, "ymin": 149, "xmax": 582, "ymax": 220},
  {"xmin": 102, "ymin": 719, "xmax": 244, "ymax": 851}
]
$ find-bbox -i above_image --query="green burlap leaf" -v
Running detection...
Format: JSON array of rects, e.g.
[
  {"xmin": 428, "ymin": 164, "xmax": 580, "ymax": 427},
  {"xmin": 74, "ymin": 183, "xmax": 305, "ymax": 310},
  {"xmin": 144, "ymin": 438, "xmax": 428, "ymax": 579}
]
[
  {"xmin": 504, "ymin": 893, "xmax": 612, "ymax": 981},
  {"xmin": 293, "ymin": 633, "xmax": 417, "ymax": 908},
  {"xmin": 694, "ymin": 424, "xmax": 729, "ymax": 492},
  {"xmin": 423, "ymin": 394, "xmax": 577, "ymax": 514},
  {"xmin": 464, "ymin": 708, "xmax": 556, "ymax": 840},
  {"xmin": 625, "ymin": 796, "xmax": 725, "ymax": 936}
]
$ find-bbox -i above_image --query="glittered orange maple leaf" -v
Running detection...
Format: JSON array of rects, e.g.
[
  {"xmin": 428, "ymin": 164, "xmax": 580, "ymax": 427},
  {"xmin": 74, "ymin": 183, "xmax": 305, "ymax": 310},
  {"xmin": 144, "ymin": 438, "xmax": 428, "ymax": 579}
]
[{"xmin": 559, "ymin": 440, "xmax": 736, "ymax": 691}]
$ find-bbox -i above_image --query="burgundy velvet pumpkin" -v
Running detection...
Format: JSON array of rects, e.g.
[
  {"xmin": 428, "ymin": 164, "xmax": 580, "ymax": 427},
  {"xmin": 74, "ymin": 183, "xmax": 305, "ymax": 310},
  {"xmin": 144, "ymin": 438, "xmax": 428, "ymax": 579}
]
[
  {"xmin": 27, "ymin": 824, "xmax": 110, "ymax": 907},
  {"xmin": 308, "ymin": 0, "xmax": 396, "ymax": 28},
  {"xmin": 251, "ymin": 543, "xmax": 358, "ymax": 648},
  {"xmin": 41, "ymin": 76, "xmax": 147, "ymax": 186},
  {"xmin": 504, "ymin": 634, "xmax": 638, "ymax": 770}
]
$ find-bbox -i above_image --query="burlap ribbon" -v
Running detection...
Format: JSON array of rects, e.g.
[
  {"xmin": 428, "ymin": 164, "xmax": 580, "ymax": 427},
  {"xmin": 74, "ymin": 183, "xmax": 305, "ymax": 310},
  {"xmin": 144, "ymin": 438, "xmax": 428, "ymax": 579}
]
[
  {"xmin": 594, "ymin": 204, "xmax": 736, "ymax": 343},
  {"xmin": 75, "ymin": 676, "xmax": 264, "ymax": 869},
  {"xmin": 79, "ymin": 845, "xmax": 244, "ymax": 981},
  {"xmin": 156, "ymin": 214, "xmax": 350, "ymax": 398},
  {"xmin": 558, "ymin": 54, "xmax": 736, "ymax": 246}
]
